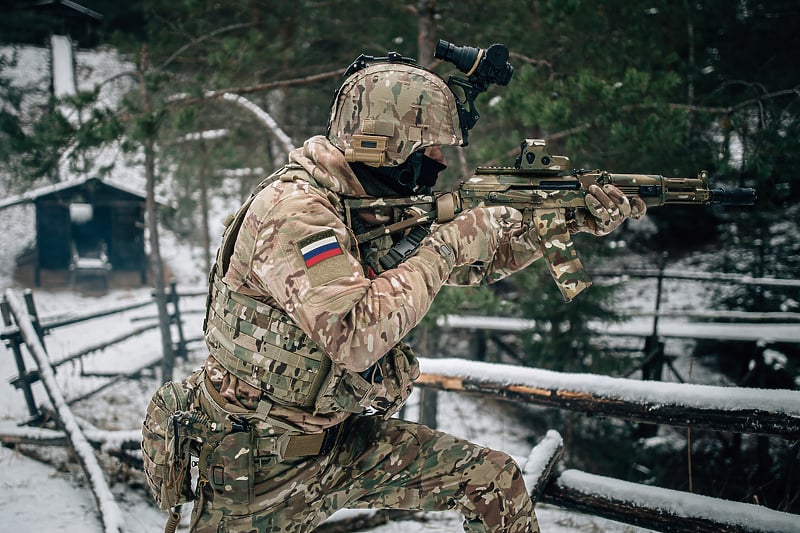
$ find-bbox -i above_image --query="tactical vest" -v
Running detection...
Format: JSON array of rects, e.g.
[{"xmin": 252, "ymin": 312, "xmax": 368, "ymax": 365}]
[{"xmin": 203, "ymin": 164, "xmax": 416, "ymax": 417}]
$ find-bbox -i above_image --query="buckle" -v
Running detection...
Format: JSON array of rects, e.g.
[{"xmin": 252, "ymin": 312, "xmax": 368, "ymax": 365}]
[{"xmin": 319, "ymin": 424, "xmax": 342, "ymax": 455}]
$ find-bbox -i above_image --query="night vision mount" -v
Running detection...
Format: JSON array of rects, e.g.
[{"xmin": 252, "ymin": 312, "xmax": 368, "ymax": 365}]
[{"xmin": 434, "ymin": 39, "xmax": 514, "ymax": 145}]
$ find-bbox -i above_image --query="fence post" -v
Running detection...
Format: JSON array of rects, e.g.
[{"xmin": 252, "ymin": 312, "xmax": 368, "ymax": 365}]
[
  {"xmin": 641, "ymin": 252, "xmax": 668, "ymax": 383},
  {"xmin": 23, "ymin": 289, "xmax": 46, "ymax": 347},
  {"xmin": 169, "ymin": 280, "xmax": 187, "ymax": 360},
  {"xmin": 636, "ymin": 253, "xmax": 667, "ymax": 438},
  {"xmin": 1, "ymin": 297, "xmax": 39, "ymax": 418},
  {"xmin": 418, "ymin": 326, "xmax": 438, "ymax": 429}
]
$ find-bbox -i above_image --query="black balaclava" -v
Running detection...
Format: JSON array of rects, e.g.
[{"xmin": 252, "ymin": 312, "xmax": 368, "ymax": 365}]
[{"xmin": 351, "ymin": 151, "xmax": 448, "ymax": 196}]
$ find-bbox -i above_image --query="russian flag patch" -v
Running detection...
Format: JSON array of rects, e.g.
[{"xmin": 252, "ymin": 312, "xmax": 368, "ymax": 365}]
[{"xmin": 299, "ymin": 229, "xmax": 343, "ymax": 268}]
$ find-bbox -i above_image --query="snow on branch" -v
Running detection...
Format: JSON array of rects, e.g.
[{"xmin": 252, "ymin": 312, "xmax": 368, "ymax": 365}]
[{"xmin": 219, "ymin": 92, "xmax": 294, "ymax": 156}]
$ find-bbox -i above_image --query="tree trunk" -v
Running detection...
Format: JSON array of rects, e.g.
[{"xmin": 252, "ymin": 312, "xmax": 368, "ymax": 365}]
[
  {"xmin": 140, "ymin": 45, "xmax": 175, "ymax": 383},
  {"xmin": 199, "ymin": 138, "xmax": 211, "ymax": 275},
  {"xmin": 416, "ymin": 0, "xmax": 437, "ymax": 66}
]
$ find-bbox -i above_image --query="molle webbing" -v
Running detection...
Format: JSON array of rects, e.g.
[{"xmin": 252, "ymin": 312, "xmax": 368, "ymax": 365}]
[{"xmin": 205, "ymin": 276, "xmax": 331, "ymax": 408}]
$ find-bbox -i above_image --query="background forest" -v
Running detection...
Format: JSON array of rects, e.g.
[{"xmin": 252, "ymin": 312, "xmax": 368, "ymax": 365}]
[{"xmin": 1, "ymin": 0, "xmax": 798, "ymax": 522}]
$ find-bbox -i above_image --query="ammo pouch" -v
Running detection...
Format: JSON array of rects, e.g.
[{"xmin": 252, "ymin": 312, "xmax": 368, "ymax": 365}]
[
  {"xmin": 314, "ymin": 342, "xmax": 419, "ymax": 418},
  {"xmin": 371, "ymin": 342, "xmax": 420, "ymax": 417},
  {"xmin": 141, "ymin": 371, "xmax": 200, "ymax": 510},
  {"xmin": 205, "ymin": 429, "xmax": 256, "ymax": 509}
]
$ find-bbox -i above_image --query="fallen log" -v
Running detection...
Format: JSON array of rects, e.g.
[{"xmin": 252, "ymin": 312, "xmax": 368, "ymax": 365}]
[
  {"xmin": 0, "ymin": 421, "xmax": 140, "ymax": 450},
  {"xmin": 5, "ymin": 289, "xmax": 124, "ymax": 533},
  {"xmin": 416, "ymin": 358, "xmax": 800, "ymax": 439},
  {"xmin": 541, "ymin": 469, "xmax": 799, "ymax": 533}
]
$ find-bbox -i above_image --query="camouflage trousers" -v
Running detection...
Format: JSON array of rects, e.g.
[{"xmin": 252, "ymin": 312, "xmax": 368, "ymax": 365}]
[{"xmin": 189, "ymin": 414, "xmax": 538, "ymax": 533}]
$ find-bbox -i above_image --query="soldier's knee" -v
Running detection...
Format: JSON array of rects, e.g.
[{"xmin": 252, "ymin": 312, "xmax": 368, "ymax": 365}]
[
  {"xmin": 462, "ymin": 448, "xmax": 535, "ymax": 532},
  {"xmin": 485, "ymin": 449, "xmax": 526, "ymax": 495}
]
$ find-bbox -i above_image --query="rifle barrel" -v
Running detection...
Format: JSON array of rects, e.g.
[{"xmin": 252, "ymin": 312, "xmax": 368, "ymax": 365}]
[{"xmin": 709, "ymin": 186, "xmax": 757, "ymax": 205}]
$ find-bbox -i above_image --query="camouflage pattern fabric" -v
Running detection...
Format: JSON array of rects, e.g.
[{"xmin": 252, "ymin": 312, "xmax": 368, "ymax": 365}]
[
  {"xmin": 327, "ymin": 62, "xmax": 463, "ymax": 168},
  {"xmin": 533, "ymin": 207, "xmax": 592, "ymax": 302},
  {"xmin": 190, "ymin": 413, "xmax": 538, "ymax": 533},
  {"xmin": 141, "ymin": 372, "xmax": 199, "ymax": 510},
  {"xmin": 185, "ymin": 135, "xmax": 551, "ymax": 531},
  {"xmin": 426, "ymin": 205, "xmax": 545, "ymax": 287},
  {"xmin": 206, "ymin": 136, "xmax": 542, "ymax": 432}
]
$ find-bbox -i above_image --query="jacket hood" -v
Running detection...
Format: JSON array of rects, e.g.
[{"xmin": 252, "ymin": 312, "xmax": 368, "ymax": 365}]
[{"xmin": 288, "ymin": 135, "xmax": 369, "ymax": 197}]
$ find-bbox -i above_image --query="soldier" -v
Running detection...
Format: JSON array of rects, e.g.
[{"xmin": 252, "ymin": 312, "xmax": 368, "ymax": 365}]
[{"xmin": 143, "ymin": 50, "xmax": 645, "ymax": 533}]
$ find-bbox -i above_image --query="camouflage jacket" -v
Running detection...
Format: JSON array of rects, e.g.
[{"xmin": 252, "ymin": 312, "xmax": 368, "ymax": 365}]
[{"xmin": 204, "ymin": 136, "xmax": 544, "ymax": 432}]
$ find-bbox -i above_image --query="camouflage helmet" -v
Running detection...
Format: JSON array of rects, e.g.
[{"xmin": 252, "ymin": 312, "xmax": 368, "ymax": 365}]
[{"xmin": 327, "ymin": 56, "xmax": 463, "ymax": 168}]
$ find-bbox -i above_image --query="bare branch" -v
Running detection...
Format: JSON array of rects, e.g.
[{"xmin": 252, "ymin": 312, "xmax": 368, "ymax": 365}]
[
  {"xmin": 159, "ymin": 22, "xmax": 256, "ymax": 71},
  {"xmin": 168, "ymin": 68, "xmax": 345, "ymax": 110}
]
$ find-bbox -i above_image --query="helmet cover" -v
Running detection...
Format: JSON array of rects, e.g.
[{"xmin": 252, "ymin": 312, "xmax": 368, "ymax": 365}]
[{"xmin": 327, "ymin": 61, "xmax": 463, "ymax": 167}]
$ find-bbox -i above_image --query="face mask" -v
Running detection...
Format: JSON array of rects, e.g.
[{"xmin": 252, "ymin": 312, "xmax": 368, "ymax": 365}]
[{"xmin": 386, "ymin": 151, "xmax": 448, "ymax": 194}]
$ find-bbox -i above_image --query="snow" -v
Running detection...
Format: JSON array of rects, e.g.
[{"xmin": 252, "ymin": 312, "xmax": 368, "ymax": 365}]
[
  {"xmin": 522, "ymin": 429, "xmax": 563, "ymax": 492},
  {"xmin": 555, "ymin": 469, "xmax": 798, "ymax": 532},
  {"xmin": 419, "ymin": 357, "xmax": 800, "ymax": 416},
  {"xmin": 4, "ymin": 289, "xmax": 124, "ymax": 533},
  {"xmin": 51, "ymin": 35, "xmax": 77, "ymax": 98}
]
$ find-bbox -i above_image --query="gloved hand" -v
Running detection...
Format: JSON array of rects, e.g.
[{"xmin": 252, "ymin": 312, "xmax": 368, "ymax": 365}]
[
  {"xmin": 423, "ymin": 206, "xmax": 520, "ymax": 267},
  {"xmin": 570, "ymin": 183, "xmax": 647, "ymax": 236}
]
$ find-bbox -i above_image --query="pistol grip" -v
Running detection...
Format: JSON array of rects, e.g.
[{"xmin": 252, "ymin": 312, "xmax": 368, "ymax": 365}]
[{"xmin": 531, "ymin": 208, "xmax": 592, "ymax": 302}]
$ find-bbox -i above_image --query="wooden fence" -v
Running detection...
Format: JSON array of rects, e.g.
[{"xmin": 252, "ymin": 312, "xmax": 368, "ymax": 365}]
[
  {"xmin": 1, "ymin": 283, "xmax": 205, "ymax": 419},
  {"xmin": 1, "ymin": 273, "xmax": 799, "ymax": 532},
  {"xmin": 413, "ymin": 358, "xmax": 800, "ymax": 533}
]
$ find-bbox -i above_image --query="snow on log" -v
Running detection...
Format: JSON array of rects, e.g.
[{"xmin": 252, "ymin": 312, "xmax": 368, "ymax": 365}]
[
  {"xmin": 542, "ymin": 469, "xmax": 798, "ymax": 533},
  {"xmin": 0, "ymin": 421, "xmax": 141, "ymax": 452},
  {"xmin": 416, "ymin": 358, "xmax": 800, "ymax": 439},
  {"xmin": 5, "ymin": 290, "xmax": 125, "ymax": 533},
  {"xmin": 522, "ymin": 430, "xmax": 563, "ymax": 502}
]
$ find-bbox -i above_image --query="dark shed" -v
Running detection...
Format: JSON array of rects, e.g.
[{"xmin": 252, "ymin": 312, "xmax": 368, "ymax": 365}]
[{"xmin": 0, "ymin": 177, "xmax": 151, "ymax": 287}]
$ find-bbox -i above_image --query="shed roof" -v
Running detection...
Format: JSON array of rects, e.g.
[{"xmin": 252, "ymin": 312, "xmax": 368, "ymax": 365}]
[
  {"xmin": 33, "ymin": 0, "xmax": 104, "ymax": 22},
  {"xmin": 0, "ymin": 176, "xmax": 165, "ymax": 210}
]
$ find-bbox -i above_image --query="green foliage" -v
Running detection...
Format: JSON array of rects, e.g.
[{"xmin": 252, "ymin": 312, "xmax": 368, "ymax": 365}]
[
  {"xmin": 422, "ymin": 283, "xmax": 510, "ymax": 329},
  {"xmin": 510, "ymin": 238, "xmax": 628, "ymax": 374}
]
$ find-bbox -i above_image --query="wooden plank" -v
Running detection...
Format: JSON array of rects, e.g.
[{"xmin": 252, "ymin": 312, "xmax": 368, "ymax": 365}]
[
  {"xmin": 437, "ymin": 315, "xmax": 800, "ymax": 343},
  {"xmin": 522, "ymin": 430, "xmax": 563, "ymax": 502}
]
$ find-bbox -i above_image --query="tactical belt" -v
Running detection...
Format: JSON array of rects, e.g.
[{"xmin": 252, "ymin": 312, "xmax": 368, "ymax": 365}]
[
  {"xmin": 201, "ymin": 371, "xmax": 343, "ymax": 460},
  {"xmin": 254, "ymin": 423, "xmax": 342, "ymax": 460}
]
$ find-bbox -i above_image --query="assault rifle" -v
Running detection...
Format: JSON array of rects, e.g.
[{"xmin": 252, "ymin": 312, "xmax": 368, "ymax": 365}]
[{"xmin": 343, "ymin": 139, "xmax": 756, "ymax": 302}]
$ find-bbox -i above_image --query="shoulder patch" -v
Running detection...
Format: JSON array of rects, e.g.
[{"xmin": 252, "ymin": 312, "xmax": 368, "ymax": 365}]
[
  {"xmin": 297, "ymin": 229, "xmax": 352, "ymax": 286},
  {"xmin": 299, "ymin": 229, "xmax": 343, "ymax": 267}
]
